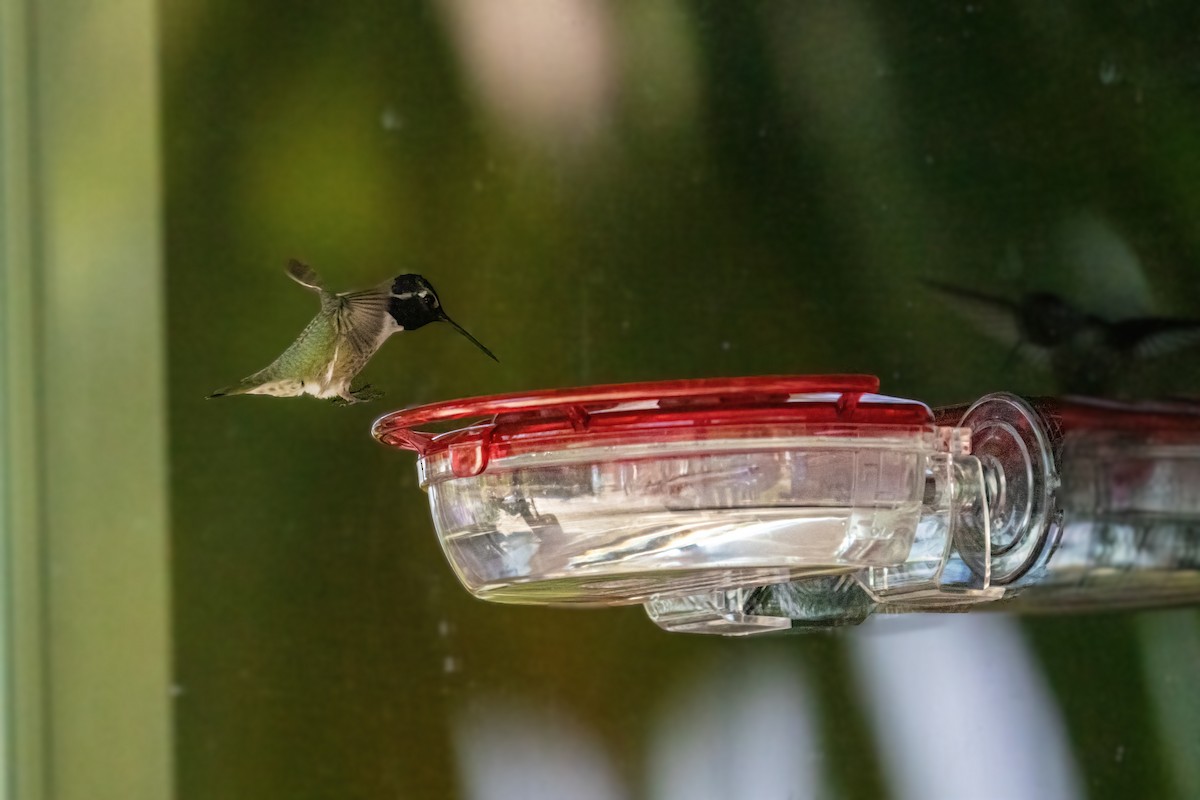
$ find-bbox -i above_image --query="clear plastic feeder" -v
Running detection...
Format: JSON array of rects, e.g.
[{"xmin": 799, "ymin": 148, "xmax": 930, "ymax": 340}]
[
  {"xmin": 374, "ymin": 376, "xmax": 986, "ymax": 606},
  {"xmin": 374, "ymin": 378, "xmax": 1200, "ymax": 634}
]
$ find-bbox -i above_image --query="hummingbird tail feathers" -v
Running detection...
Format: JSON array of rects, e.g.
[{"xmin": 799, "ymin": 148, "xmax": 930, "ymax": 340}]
[
  {"xmin": 207, "ymin": 372, "xmax": 305, "ymax": 399},
  {"xmin": 207, "ymin": 368, "xmax": 277, "ymax": 398},
  {"xmin": 207, "ymin": 381, "xmax": 254, "ymax": 398}
]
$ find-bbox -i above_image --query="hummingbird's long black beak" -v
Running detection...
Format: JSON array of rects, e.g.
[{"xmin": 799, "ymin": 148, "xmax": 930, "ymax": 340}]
[{"xmin": 440, "ymin": 312, "xmax": 499, "ymax": 362}]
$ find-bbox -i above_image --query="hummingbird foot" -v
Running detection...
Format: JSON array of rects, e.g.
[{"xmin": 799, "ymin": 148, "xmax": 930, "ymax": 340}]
[
  {"xmin": 330, "ymin": 384, "xmax": 384, "ymax": 406},
  {"xmin": 351, "ymin": 384, "xmax": 384, "ymax": 402}
]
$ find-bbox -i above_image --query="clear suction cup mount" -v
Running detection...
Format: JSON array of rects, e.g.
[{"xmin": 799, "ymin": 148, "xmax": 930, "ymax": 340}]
[{"xmin": 955, "ymin": 394, "xmax": 1059, "ymax": 586}]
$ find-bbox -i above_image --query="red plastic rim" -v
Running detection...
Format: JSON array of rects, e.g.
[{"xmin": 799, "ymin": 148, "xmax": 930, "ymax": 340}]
[{"xmin": 372, "ymin": 375, "xmax": 936, "ymax": 477}]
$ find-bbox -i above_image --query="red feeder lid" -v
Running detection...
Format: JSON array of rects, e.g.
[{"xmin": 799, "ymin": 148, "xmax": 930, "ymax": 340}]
[{"xmin": 373, "ymin": 375, "xmax": 932, "ymax": 477}]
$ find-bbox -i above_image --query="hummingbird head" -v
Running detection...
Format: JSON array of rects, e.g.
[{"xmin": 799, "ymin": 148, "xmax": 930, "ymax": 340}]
[{"xmin": 388, "ymin": 274, "xmax": 499, "ymax": 361}]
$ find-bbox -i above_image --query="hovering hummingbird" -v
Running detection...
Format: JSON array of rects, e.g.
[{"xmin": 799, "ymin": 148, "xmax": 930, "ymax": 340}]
[
  {"xmin": 925, "ymin": 280, "xmax": 1200, "ymax": 395},
  {"xmin": 209, "ymin": 260, "xmax": 498, "ymax": 405}
]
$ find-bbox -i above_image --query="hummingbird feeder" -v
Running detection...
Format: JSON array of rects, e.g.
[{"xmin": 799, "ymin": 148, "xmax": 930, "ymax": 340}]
[{"xmin": 373, "ymin": 375, "xmax": 1200, "ymax": 635}]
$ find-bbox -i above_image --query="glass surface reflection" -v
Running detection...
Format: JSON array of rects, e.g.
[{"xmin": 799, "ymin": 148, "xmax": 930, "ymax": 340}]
[
  {"xmin": 163, "ymin": 2, "xmax": 1200, "ymax": 798},
  {"xmin": 851, "ymin": 615, "xmax": 1082, "ymax": 800}
]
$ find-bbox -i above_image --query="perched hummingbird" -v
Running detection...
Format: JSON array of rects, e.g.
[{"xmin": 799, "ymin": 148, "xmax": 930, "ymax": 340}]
[
  {"xmin": 925, "ymin": 280, "xmax": 1200, "ymax": 395},
  {"xmin": 209, "ymin": 260, "xmax": 498, "ymax": 404}
]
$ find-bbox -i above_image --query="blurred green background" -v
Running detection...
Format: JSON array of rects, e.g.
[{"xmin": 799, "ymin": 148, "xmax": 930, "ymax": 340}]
[{"xmin": 163, "ymin": 2, "xmax": 1200, "ymax": 798}]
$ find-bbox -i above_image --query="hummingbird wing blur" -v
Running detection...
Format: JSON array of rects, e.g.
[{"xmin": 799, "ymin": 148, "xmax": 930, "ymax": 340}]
[
  {"xmin": 922, "ymin": 280, "xmax": 1052, "ymax": 367},
  {"xmin": 1114, "ymin": 317, "xmax": 1200, "ymax": 360},
  {"xmin": 923, "ymin": 280, "xmax": 1022, "ymax": 343}
]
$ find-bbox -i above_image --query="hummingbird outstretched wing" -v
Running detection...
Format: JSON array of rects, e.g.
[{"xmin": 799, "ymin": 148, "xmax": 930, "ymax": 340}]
[
  {"xmin": 335, "ymin": 281, "xmax": 397, "ymax": 357},
  {"xmin": 286, "ymin": 259, "xmax": 389, "ymax": 355},
  {"xmin": 286, "ymin": 259, "xmax": 327, "ymax": 293}
]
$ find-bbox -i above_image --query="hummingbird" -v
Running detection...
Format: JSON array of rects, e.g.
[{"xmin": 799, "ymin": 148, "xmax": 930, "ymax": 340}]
[
  {"xmin": 209, "ymin": 260, "xmax": 498, "ymax": 404},
  {"xmin": 924, "ymin": 280, "xmax": 1200, "ymax": 395}
]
